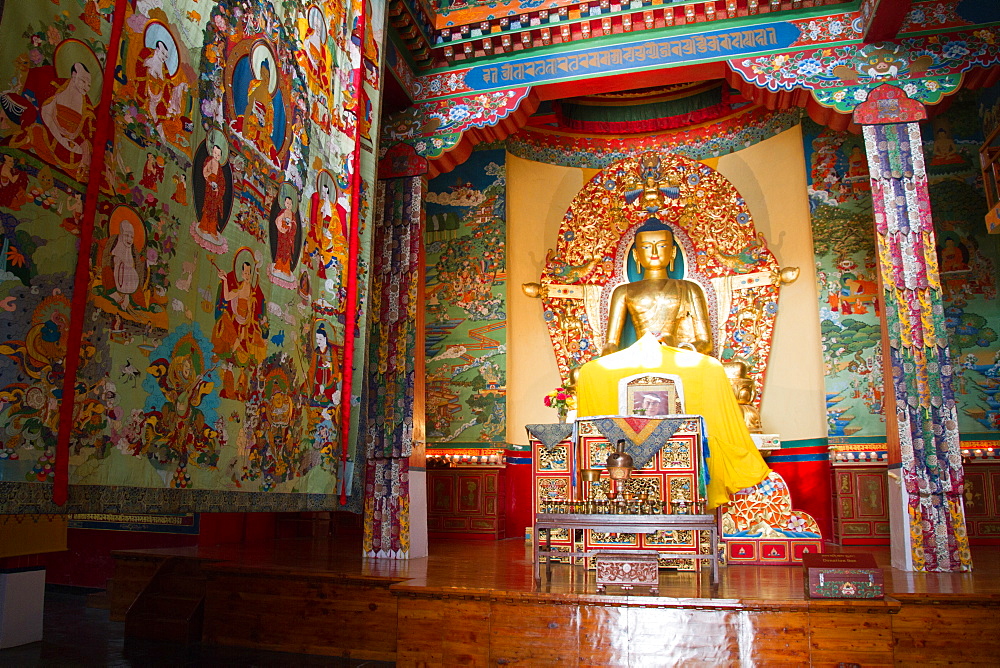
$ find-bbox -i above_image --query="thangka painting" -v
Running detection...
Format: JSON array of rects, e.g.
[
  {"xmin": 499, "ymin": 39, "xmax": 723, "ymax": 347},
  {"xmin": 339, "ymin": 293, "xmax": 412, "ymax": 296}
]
[
  {"xmin": 804, "ymin": 119, "xmax": 885, "ymax": 438},
  {"xmin": 535, "ymin": 152, "xmax": 781, "ymax": 407},
  {"xmin": 0, "ymin": 0, "xmax": 381, "ymax": 513},
  {"xmin": 424, "ymin": 147, "xmax": 507, "ymax": 446}
]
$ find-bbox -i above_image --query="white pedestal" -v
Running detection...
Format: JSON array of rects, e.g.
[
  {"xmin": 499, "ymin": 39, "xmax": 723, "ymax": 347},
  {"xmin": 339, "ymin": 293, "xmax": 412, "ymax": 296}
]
[{"xmin": 0, "ymin": 568, "xmax": 45, "ymax": 648}]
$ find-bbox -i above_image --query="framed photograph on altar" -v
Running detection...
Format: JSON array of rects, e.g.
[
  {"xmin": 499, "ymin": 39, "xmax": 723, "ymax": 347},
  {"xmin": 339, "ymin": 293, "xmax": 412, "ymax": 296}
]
[{"xmin": 619, "ymin": 374, "xmax": 685, "ymax": 416}]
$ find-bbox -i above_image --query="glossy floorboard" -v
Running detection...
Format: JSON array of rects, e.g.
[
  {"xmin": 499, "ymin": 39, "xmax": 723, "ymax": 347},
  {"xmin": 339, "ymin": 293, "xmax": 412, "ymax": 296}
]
[
  {"xmin": 109, "ymin": 537, "xmax": 1000, "ymax": 666},
  {"xmin": 114, "ymin": 535, "xmax": 1000, "ymax": 598}
]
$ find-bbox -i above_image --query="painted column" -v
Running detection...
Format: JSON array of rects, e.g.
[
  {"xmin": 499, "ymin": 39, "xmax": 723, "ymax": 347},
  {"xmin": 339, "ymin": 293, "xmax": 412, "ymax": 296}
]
[
  {"xmin": 857, "ymin": 87, "xmax": 971, "ymax": 572},
  {"xmin": 361, "ymin": 176, "xmax": 425, "ymax": 559}
]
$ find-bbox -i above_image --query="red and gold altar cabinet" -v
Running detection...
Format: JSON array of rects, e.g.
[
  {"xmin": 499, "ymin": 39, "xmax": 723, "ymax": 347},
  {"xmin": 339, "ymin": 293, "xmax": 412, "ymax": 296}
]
[
  {"xmin": 529, "ymin": 417, "xmax": 710, "ymax": 569},
  {"xmin": 530, "ymin": 417, "xmax": 824, "ymax": 567},
  {"xmin": 831, "ymin": 442, "xmax": 1000, "ymax": 546},
  {"xmin": 426, "ymin": 448, "xmax": 507, "ymax": 540}
]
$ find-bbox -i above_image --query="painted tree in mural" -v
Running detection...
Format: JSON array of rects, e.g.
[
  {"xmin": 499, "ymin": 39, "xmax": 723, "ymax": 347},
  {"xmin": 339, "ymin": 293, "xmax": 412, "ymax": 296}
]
[{"xmin": 0, "ymin": 0, "xmax": 378, "ymax": 511}]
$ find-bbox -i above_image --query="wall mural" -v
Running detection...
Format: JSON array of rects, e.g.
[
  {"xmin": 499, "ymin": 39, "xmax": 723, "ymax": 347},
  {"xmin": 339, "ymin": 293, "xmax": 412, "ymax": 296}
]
[
  {"xmin": 807, "ymin": 90, "xmax": 1000, "ymax": 439},
  {"xmin": 804, "ymin": 119, "xmax": 884, "ymax": 438},
  {"xmin": 926, "ymin": 91, "xmax": 999, "ymax": 434},
  {"xmin": 0, "ymin": 0, "xmax": 380, "ymax": 513},
  {"xmin": 424, "ymin": 146, "xmax": 507, "ymax": 446}
]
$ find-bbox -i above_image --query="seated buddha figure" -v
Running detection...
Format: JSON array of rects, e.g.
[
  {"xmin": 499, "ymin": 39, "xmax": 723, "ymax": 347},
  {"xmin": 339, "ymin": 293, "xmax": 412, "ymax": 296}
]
[
  {"xmin": 575, "ymin": 218, "xmax": 770, "ymax": 509},
  {"xmin": 603, "ymin": 218, "xmax": 712, "ymax": 356}
]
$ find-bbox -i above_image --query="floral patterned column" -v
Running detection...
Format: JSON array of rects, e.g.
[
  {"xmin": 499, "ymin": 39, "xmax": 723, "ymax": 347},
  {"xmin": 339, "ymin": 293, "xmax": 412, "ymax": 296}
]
[
  {"xmin": 858, "ymin": 87, "xmax": 971, "ymax": 572},
  {"xmin": 361, "ymin": 176, "xmax": 423, "ymax": 559}
]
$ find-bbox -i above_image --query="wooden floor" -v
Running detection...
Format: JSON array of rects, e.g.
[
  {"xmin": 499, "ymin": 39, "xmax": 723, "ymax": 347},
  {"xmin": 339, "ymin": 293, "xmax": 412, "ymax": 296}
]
[{"xmin": 111, "ymin": 536, "xmax": 1000, "ymax": 667}]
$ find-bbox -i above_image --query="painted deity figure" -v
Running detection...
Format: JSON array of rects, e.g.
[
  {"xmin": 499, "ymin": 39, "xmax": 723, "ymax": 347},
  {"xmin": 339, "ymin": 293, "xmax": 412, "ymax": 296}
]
[
  {"xmin": 0, "ymin": 295, "xmax": 74, "ymax": 453},
  {"xmin": 133, "ymin": 29, "xmax": 190, "ymax": 149},
  {"xmin": 213, "ymin": 257, "xmax": 266, "ymax": 366},
  {"xmin": 932, "ymin": 127, "xmax": 962, "ymax": 164},
  {"xmin": 171, "ymin": 173, "xmax": 188, "ymax": 205},
  {"xmin": 136, "ymin": 41, "xmax": 172, "ymax": 125},
  {"xmin": 939, "ymin": 237, "xmax": 971, "ymax": 298},
  {"xmin": 604, "ymin": 218, "xmax": 712, "ymax": 355},
  {"xmin": 103, "ymin": 218, "xmax": 147, "ymax": 311},
  {"xmin": 303, "ymin": 6, "xmax": 330, "ymax": 90},
  {"xmin": 273, "ymin": 195, "xmax": 296, "ymax": 275},
  {"xmin": 307, "ymin": 179, "xmax": 347, "ymax": 277},
  {"xmin": 198, "ymin": 144, "xmax": 226, "ymax": 238},
  {"xmin": 238, "ymin": 61, "xmax": 275, "ymax": 158},
  {"xmin": 8, "ymin": 62, "xmax": 95, "ymax": 181},
  {"xmin": 162, "ymin": 354, "xmax": 203, "ymax": 419},
  {"xmin": 940, "ymin": 237, "xmax": 970, "ymax": 272},
  {"xmin": 311, "ymin": 323, "xmax": 340, "ymax": 404},
  {"xmin": 0, "ymin": 154, "xmax": 29, "ymax": 210},
  {"xmin": 61, "ymin": 191, "xmax": 83, "ymax": 235},
  {"xmin": 140, "ymin": 152, "xmax": 163, "ymax": 191},
  {"xmin": 141, "ymin": 336, "xmax": 219, "ymax": 480}
]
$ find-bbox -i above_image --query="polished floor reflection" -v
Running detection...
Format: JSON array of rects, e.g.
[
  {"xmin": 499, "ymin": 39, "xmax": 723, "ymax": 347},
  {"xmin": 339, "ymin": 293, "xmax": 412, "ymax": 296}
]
[
  {"xmin": 124, "ymin": 535, "xmax": 998, "ymax": 600},
  {"xmin": 0, "ymin": 586, "xmax": 395, "ymax": 668},
  {"xmin": 5, "ymin": 537, "xmax": 998, "ymax": 667}
]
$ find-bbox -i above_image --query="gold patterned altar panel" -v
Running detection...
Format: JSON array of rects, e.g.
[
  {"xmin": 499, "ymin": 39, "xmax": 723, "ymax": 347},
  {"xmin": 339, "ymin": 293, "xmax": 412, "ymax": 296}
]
[
  {"xmin": 530, "ymin": 425, "xmax": 703, "ymax": 566},
  {"xmin": 536, "ymin": 444, "xmax": 570, "ymax": 472},
  {"xmin": 588, "ymin": 477, "xmax": 663, "ymax": 503},
  {"xmin": 531, "ymin": 432, "xmax": 701, "ymax": 513},
  {"xmin": 537, "ymin": 153, "xmax": 780, "ymax": 403},
  {"xmin": 536, "ymin": 476, "xmax": 570, "ymax": 506}
]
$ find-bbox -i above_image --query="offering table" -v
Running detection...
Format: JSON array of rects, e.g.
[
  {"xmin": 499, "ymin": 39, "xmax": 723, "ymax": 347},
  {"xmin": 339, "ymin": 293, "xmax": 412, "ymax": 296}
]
[{"xmin": 533, "ymin": 511, "xmax": 720, "ymax": 586}]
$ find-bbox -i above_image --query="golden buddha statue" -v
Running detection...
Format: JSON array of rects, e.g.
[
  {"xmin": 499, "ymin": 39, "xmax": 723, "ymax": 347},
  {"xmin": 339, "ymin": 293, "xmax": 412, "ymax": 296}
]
[
  {"xmin": 601, "ymin": 218, "xmax": 766, "ymax": 434},
  {"xmin": 603, "ymin": 218, "xmax": 712, "ymax": 355},
  {"xmin": 574, "ymin": 219, "xmax": 770, "ymax": 507}
]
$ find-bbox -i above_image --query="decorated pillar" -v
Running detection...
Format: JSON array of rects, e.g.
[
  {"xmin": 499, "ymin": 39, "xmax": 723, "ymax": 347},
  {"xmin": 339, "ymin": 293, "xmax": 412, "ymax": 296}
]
[
  {"xmin": 361, "ymin": 175, "xmax": 425, "ymax": 558},
  {"xmin": 855, "ymin": 85, "xmax": 970, "ymax": 572},
  {"xmin": 728, "ymin": 31, "xmax": 996, "ymax": 570}
]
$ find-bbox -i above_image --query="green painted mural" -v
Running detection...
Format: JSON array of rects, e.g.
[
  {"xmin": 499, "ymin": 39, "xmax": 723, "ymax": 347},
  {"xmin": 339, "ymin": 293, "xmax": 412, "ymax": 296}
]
[
  {"xmin": 807, "ymin": 88, "xmax": 1000, "ymax": 439},
  {"xmin": 805, "ymin": 119, "xmax": 884, "ymax": 438},
  {"xmin": 929, "ymin": 91, "xmax": 1000, "ymax": 434},
  {"xmin": 424, "ymin": 146, "xmax": 506, "ymax": 447}
]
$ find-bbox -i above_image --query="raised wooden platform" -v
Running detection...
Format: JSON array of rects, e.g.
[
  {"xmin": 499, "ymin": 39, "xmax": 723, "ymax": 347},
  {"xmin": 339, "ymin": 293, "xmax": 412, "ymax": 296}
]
[{"xmin": 111, "ymin": 537, "xmax": 1000, "ymax": 666}]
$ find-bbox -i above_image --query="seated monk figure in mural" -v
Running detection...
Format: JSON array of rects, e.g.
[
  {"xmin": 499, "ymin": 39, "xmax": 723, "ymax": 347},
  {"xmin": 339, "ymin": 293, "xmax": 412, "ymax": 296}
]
[{"xmin": 575, "ymin": 218, "xmax": 770, "ymax": 509}]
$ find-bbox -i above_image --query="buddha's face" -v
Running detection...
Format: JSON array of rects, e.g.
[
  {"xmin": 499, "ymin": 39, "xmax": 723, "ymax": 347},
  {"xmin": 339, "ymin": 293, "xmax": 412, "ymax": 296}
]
[{"xmin": 633, "ymin": 229, "xmax": 675, "ymax": 271}]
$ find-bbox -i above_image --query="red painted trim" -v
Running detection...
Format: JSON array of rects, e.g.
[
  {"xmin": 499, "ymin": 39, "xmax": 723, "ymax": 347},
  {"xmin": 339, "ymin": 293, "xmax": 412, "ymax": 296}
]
[
  {"xmin": 54, "ymin": 2, "xmax": 129, "ymax": 506},
  {"xmin": 534, "ymin": 62, "xmax": 727, "ymax": 102},
  {"xmin": 340, "ymin": 3, "xmax": 369, "ymax": 506},
  {"xmin": 861, "ymin": 0, "xmax": 909, "ymax": 44}
]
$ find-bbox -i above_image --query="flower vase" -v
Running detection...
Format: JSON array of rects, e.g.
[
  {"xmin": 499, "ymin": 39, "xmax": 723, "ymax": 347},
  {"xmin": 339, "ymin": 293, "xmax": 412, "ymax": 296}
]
[{"xmin": 557, "ymin": 408, "xmax": 568, "ymax": 423}]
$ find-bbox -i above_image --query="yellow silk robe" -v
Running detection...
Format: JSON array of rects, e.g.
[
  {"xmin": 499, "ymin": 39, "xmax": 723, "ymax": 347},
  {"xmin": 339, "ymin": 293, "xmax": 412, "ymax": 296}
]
[{"xmin": 576, "ymin": 334, "xmax": 770, "ymax": 509}]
